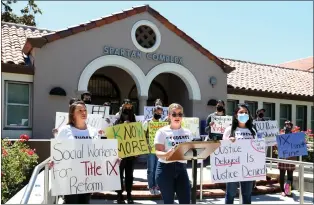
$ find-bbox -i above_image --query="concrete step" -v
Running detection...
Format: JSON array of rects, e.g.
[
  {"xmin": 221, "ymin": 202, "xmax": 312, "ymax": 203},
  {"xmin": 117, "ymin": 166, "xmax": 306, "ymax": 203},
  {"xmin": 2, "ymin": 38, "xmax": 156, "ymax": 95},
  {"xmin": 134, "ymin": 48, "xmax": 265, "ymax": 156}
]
[
  {"xmin": 91, "ymin": 183, "xmax": 281, "ymax": 200},
  {"xmin": 119, "ymin": 178, "xmax": 278, "ymax": 190}
]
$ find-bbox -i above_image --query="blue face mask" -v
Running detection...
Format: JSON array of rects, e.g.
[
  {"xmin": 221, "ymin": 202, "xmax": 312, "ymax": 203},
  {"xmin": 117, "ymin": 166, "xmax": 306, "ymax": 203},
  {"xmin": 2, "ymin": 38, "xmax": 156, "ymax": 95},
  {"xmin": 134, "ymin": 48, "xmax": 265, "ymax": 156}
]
[{"xmin": 237, "ymin": 113, "xmax": 249, "ymax": 124}]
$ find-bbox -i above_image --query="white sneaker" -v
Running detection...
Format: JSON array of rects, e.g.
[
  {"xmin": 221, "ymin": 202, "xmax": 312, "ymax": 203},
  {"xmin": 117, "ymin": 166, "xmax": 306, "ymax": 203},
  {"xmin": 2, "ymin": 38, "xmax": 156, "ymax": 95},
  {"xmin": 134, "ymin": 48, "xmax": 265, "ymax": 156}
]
[
  {"xmin": 154, "ymin": 188, "xmax": 160, "ymax": 195},
  {"xmin": 149, "ymin": 188, "xmax": 155, "ymax": 195}
]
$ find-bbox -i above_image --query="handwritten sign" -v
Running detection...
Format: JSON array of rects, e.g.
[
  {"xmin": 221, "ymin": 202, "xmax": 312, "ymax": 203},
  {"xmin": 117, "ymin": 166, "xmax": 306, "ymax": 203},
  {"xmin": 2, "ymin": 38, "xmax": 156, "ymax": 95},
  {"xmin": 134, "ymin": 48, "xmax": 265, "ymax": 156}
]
[
  {"xmin": 105, "ymin": 122, "xmax": 149, "ymax": 158},
  {"xmin": 55, "ymin": 112, "xmax": 106, "ymax": 130},
  {"xmin": 50, "ymin": 139, "xmax": 121, "ymax": 196},
  {"xmin": 211, "ymin": 116, "xmax": 232, "ymax": 134},
  {"xmin": 148, "ymin": 122, "xmax": 168, "ymax": 153},
  {"xmin": 85, "ymin": 104, "xmax": 110, "ymax": 118},
  {"xmin": 136, "ymin": 115, "xmax": 145, "ymax": 123},
  {"xmin": 182, "ymin": 117, "xmax": 200, "ymax": 139},
  {"xmin": 144, "ymin": 106, "xmax": 168, "ymax": 120},
  {"xmin": 276, "ymin": 132, "xmax": 308, "ymax": 158},
  {"xmin": 253, "ymin": 121, "xmax": 279, "ymax": 146},
  {"xmin": 211, "ymin": 139, "xmax": 266, "ymax": 183}
]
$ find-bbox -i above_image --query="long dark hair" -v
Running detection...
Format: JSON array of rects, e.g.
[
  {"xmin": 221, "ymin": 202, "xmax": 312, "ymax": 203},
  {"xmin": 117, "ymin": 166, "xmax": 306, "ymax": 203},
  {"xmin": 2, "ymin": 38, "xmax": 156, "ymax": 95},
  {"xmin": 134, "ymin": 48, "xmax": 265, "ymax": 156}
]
[
  {"xmin": 67, "ymin": 101, "xmax": 86, "ymax": 126},
  {"xmin": 115, "ymin": 100, "xmax": 136, "ymax": 125},
  {"xmin": 230, "ymin": 104, "xmax": 256, "ymax": 137}
]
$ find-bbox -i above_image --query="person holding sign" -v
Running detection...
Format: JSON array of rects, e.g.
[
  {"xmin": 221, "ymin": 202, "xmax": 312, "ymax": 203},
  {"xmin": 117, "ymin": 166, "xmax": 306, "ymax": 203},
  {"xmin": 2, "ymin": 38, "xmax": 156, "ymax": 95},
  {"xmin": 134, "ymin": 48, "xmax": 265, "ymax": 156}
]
[
  {"xmin": 52, "ymin": 98, "xmax": 80, "ymax": 137},
  {"xmin": 222, "ymin": 103, "xmax": 256, "ymax": 204},
  {"xmin": 154, "ymin": 103, "xmax": 193, "ymax": 204},
  {"xmin": 114, "ymin": 99, "xmax": 137, "ymax": 204},
  {"xmin": 55, "ymin": 101, "xmax": 101, "ymax": 204},
  {"xmin": 205, "ymin": 100, "xmax": 226, "ymax": 141},
  {"xmin": 143, "ymin": 105, "xmax": 164, "ymax": 195},
  {"xmin": 277, "ymin": 120, "xmax": 296, "ymax": 197}
]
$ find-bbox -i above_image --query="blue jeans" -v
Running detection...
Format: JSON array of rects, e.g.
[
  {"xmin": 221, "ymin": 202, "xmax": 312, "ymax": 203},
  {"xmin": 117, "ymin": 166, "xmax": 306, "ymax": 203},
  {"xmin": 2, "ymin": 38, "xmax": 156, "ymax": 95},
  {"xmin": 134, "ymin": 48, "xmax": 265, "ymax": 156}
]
[
  {"xmin": 147, "ymin": 154, "xmax": 158, "ymax": 189},
  {"xmin": 156, "ymin": 161, "xmax": 190, "ymax": 204},
  {"xmin": 225, "ymin": 181, "xmax": 253, "ymax": 204}
]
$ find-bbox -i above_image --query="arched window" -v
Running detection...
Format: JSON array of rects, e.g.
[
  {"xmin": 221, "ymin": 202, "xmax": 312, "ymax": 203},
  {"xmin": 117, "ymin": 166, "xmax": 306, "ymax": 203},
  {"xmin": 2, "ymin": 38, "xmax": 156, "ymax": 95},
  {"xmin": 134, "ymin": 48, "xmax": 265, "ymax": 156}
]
[
  {"xmin": 128, "ymin": 81, "xmax": 168, "ymax": 114},
  {"xmin": 88, "ymin": 75, "xmax": 120, "ymax": 114}
]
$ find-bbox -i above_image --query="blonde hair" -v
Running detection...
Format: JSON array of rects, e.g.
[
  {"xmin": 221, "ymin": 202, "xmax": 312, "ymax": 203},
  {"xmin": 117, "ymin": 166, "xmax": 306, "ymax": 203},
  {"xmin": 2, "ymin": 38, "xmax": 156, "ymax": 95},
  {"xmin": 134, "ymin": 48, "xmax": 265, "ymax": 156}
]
[{"xmin": 167, "ymin": 103, "xmax": 184, "ymax": 124}]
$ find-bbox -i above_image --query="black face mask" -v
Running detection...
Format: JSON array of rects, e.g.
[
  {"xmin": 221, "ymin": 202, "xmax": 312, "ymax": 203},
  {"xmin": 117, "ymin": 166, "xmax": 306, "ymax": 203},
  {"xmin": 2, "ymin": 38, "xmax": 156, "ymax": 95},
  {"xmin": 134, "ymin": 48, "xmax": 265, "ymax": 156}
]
[
  {"xmin": 216, "ymin": 106, "xmax": 224, "ymax": 112},
  {"xmin": 123, "ymin": 109, "xmax": 131, "ymax": 114},
  {"xmin": 284, "ymin": 127, "xmax": 292, "ymax": 133},
  {"xmin": 154, "ymin": 113, "xmax": 162, "ymax": 120},
  {"xmin": 258, "ymin": 113, "xmax": 264, "ymax": 118},
  {"xmin": 83, "ymin": 100, "xmax": 91, "ymax": 104}
]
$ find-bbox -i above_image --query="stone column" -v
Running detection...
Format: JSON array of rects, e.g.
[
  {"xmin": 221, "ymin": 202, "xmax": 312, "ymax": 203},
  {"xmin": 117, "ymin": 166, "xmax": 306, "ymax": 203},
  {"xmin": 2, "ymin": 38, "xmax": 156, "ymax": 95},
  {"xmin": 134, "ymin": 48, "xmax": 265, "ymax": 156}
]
[{"xmin": 138, "ymin": 96, "xmax": 148, "ymax": 115}]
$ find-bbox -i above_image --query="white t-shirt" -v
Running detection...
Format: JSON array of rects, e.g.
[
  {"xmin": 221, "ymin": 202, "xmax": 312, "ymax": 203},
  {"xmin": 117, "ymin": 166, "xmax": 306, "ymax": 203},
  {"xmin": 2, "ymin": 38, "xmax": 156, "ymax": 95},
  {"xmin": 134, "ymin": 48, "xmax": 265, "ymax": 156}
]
[
  {"xmin": 154, "ymin": 125, "xmax": 193, "ymax": 163},
  {"xmin": 56, "ymin": 124, "xmax": 99, "ymax": 140},
  {"xmin": 222, "ymin": 126, "xmax": 256, "ymax": 140}
]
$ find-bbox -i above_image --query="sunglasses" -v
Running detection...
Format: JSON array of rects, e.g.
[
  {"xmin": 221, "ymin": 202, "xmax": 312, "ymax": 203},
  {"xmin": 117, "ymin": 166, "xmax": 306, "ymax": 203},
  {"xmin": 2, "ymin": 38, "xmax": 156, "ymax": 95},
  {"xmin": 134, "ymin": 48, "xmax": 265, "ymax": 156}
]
[{"xmin": 171, "ymin": 112, "xmax": 183, "ymax": 118}]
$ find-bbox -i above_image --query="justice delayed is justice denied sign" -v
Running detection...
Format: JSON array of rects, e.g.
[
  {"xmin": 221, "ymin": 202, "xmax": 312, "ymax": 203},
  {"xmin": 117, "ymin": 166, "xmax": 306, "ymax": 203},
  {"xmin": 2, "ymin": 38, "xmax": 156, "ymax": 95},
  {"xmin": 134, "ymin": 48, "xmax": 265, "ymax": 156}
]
[
  {"xmin": 50, "ymin": 139, "xmax": 121, "ymax": 196},
  {"xmin": 210, "ymin": 139, "xmax": 266, "ymax": 183}
]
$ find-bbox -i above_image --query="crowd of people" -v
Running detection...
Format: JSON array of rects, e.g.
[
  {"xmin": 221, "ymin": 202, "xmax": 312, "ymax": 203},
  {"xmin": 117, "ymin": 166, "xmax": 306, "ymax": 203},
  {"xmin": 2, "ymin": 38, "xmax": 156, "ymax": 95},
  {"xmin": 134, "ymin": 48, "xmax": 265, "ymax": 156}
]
[{"xmin": 52, "ymin": 91, "xmax": 298, "ymax": 204}]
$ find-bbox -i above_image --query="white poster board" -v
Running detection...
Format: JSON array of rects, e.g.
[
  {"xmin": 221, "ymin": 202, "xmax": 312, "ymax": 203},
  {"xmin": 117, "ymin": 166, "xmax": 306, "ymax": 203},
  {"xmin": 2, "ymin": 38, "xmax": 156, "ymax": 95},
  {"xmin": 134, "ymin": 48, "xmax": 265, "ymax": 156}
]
[
  {"xmin": 55, "ymin": 112, "xmax": 107, "ymax": 130},
  {"xmin": 182, "ymin": 117, "xmax": 200, "ymax": 139},
  {"xmin": 210, "ymin": 139, "xmax": 266, "ymax": 183},
  {"xmin": 211, "ymin": 116, "xmax": 232, "ymax": 134},
  {"xmin": 51, "ymin": 139, "xmax": 121, "ymax": 196},
  {"xmin": 144, "ymin": 106, "xmax": 168, "ymax": 120},
  {"xmin": 85, "ymin": 104, "xmax": 110, "ymax": 117},
  {"xmin": 253, "ymin": 120, "xmax": 279, "ymax": 146}
]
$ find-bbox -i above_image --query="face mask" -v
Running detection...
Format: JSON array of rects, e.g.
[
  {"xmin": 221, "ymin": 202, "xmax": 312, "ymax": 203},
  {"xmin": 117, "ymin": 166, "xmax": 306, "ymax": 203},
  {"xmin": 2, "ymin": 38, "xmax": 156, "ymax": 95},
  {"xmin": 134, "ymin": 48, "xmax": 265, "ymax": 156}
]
[
  {"xmin": 237, "ymin": 113, "xmax": 249, "ymax": 124},
  {"xmin": 284, "ymin": 127, "xmax": 291, "ymax": 133},
  {"xmin": 258, "ymin": 113, "xmax": 264, "ymax": 118},
  {"xmin": 83, "ymin": 100, "xmax": 91, "ymax": 104},
  {"xmin": 123, "ymin": 109, "xmax": 131, "ymax": 114},
  {"xmin": 154, "ymin": 113, "xmax": 162, "ymax": 120},
  {"xmin": 217, "ymin": 106, "xmax": 224, "ymax": 112}
]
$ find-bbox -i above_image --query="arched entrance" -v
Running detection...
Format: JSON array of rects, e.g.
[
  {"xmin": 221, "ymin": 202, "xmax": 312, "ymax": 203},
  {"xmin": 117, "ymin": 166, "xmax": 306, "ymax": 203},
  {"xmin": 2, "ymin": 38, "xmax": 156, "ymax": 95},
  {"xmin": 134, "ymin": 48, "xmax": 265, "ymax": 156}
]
[
  {"xmin": 88, "ymin": 75, "xmax": 121, "ymax": 114},
  {"xmin": 78, "ymin": 55, "xmax": 148, "ymax": 114}
]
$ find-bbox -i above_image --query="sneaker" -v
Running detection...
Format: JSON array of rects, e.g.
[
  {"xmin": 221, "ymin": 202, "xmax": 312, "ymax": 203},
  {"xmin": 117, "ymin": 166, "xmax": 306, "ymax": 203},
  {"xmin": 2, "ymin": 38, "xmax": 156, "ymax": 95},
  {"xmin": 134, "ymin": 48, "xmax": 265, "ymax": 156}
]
[
  {"xmin": 149, "ymin": 188, "xmax": 155, "ymax": 195},
  {"xmin": 154, "ymin": 188, "xmax": 161, "ymax": 195}
]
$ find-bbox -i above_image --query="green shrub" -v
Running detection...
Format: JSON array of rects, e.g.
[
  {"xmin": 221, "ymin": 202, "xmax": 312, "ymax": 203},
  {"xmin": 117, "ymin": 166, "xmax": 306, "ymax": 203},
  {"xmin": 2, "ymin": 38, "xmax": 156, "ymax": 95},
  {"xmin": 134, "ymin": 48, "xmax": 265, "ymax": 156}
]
[{"xmin": 1, "ymin": 134, "xmax": 38, "ymax": 204}]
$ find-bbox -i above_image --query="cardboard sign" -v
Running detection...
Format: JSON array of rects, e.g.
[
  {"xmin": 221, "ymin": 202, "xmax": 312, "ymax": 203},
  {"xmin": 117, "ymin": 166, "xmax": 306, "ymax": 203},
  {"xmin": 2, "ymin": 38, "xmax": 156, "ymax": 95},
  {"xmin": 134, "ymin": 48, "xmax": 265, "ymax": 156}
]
[
  {"xmin": 103, "ymin": 115, "xmax": 145, "ymax": 129},
  {"xmin": 211, "ymin": 139, "xmax": 266, "ymax": 183},
  {"xmin": 50, "ymin": 139, "xmax": 121, "ymax": 196},
  {"xmin": 182, "ymin": 117, "xmax": 200, "ymax": 139},
  {"xmin": 105, "ymin": 122, "xmax": 149, "ymax": 158},
  {"xmin": 276, "ymin": 132, "xmax": 308, "ymax": 158},
  {"xmin": 144, "ymin": 106, "xmax": 168, "ymax": 120},
  {"xmin": 85, "ymin": 104, "xmax": 110, "ymax": 117},
  {"xmin": 55, "ymin": 112, "xmax": 106, "ymax": 130},
  {"xmin": 253, "ymin": 121, "xmax": 279, "ymax": 146},
  {"xmin": 148, "ymin": 122, "xmax": 168, "ymax": 153},
  {"xmin": 211, "ymin": 116, "xmax": 232, "ymax": 134}
]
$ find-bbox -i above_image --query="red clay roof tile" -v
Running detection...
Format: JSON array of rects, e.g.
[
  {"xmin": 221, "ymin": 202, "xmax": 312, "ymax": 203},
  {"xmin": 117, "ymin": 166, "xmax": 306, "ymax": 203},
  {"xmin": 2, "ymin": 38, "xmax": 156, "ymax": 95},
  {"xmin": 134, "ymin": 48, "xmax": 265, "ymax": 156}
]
[{"xmin": 222, "ymin": 58, "xmax": 313, "ymax": 97}]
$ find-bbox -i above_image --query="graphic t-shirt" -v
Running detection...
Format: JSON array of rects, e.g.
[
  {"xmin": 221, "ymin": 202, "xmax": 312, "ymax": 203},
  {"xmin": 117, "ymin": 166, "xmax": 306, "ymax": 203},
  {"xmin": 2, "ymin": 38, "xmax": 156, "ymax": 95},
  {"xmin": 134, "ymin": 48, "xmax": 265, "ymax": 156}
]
[
  {"xmin": 222, "ymin": 126, "xmax": 256, "ymax": 140},
  {"xmin": 154, "ymin": 125, "xmax": 193, "ymax": 163},
  {"xmin": 56, "ymin": 125, "xmax": 99, "ymax": 139}
]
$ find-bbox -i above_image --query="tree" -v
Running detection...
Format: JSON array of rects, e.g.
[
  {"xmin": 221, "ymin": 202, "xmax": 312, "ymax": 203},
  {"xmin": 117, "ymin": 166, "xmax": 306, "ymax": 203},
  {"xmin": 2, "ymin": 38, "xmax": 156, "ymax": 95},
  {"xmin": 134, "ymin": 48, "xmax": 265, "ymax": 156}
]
[{"xmin": 1, "ymin": 0, "xmax": 42, "ymax": 26}]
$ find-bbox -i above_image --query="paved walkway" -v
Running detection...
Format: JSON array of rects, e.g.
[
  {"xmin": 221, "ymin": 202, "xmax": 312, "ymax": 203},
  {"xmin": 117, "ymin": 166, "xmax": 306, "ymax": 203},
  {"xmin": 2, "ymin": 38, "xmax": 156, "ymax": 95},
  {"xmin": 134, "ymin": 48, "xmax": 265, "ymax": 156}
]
[{"xmin": 90, "ymin": 191, "xmax": 313, "ymax": 204}]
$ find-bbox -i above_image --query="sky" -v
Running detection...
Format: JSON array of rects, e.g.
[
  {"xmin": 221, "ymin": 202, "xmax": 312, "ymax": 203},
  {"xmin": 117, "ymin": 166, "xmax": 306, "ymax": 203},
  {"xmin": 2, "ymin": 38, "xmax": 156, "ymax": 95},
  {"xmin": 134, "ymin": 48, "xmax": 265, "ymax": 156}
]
[{"xmin": 10, "ymin": 1, "xmax": 313, "ymax": 65}]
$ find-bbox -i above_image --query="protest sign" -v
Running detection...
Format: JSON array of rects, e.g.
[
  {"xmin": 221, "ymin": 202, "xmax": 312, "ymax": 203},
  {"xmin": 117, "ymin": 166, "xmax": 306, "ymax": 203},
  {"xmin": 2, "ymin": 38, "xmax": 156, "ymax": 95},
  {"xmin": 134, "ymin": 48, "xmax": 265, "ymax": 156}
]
[
  {"xmin": 253, "ymin": 121, "xmax": 279, "ymax": 146},
  {"xmin": 144, "ymin": 106, "xmax": 168, "ymax": 120},
  {"xmin": 211, "ymin": 139, "xmax": 266, "ymax": 183},
  {"xmin": 50, "ymin": 139, "xmax": 120, "ymax": 196},
  {"xmin": 276, "ymin": 132, "xmax": 308, "ymax": 158},
  {"xmin": 136, "ymin": 115, "xmax": 145, "ymax": 123},
  {"xmin": 182, "ymin": 117, "xmax": 200, "ymax": 139},
  {"xmin": 55, "ymin": 112, "xmax": 106, "ymax": 130},
  {"xmin": 85, "ymin": 104, "xmax": 110, "ymax": 118},
  {"xmin": 148, "ymin": 122, "xmax": 168, "ymax": 153},
  {"xmin": 105, "ymin": 122, "xmax": 149, "ymax": 158},
  {"xmin": 211, "ymin": 116, "xmax": 232, "ymax": 134}
]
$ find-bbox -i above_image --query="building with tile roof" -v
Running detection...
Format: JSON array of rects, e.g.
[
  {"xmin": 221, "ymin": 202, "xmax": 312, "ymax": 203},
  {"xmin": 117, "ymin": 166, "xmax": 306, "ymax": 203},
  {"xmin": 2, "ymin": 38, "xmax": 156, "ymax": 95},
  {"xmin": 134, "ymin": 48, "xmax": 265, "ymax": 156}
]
[
  {"xmin": 1, "ymin": 5, "xmax": 313, "ymax": 141},
  {"xmin": 277, "ymin": 56, "xmax": 314, "ymax": 72}
]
